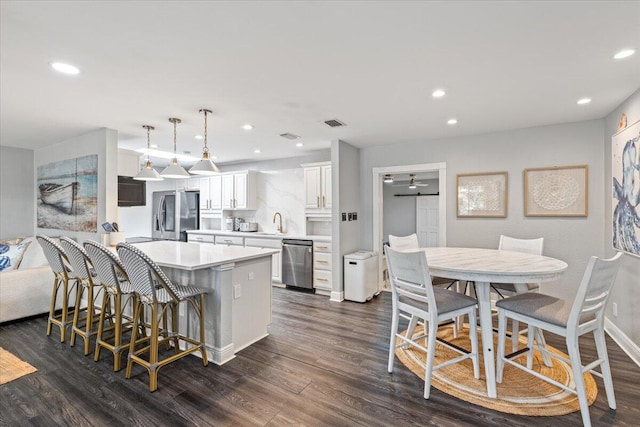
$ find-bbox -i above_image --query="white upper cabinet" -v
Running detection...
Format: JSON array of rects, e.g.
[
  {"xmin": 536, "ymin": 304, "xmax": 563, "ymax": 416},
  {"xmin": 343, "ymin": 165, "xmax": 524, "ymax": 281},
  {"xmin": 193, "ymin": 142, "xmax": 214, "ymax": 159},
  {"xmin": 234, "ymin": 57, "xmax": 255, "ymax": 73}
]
[
  {"xmin": 303, "ymin": 162, "xmax": 331, "ymax": 215},
  {"xmin": 117, "ymin": 149, "xmax": 141, "ymax": 177},
  {"xmin": 199, "ymin": 175, "xmax": 222, "ymax": 211},
  {"xmin": 222, "ymin": 171, "xmax": 256, "ymax": 210}
]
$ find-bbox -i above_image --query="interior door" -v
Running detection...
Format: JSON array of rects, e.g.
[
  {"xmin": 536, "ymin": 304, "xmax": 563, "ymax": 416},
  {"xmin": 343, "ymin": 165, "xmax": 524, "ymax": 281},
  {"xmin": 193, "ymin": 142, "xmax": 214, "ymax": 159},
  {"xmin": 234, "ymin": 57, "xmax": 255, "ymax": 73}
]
[{"xmin": 416, "ymin": 195, "xmax": 439, "ymax": 247}]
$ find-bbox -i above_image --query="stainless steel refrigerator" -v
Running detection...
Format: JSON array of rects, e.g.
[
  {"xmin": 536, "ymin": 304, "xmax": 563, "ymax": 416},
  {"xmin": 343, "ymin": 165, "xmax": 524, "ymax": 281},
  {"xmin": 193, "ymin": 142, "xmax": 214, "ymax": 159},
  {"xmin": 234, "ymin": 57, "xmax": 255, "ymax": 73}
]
[{"xmin": 152, "ymin": 190, "xmax": 200, "ymax": 241}]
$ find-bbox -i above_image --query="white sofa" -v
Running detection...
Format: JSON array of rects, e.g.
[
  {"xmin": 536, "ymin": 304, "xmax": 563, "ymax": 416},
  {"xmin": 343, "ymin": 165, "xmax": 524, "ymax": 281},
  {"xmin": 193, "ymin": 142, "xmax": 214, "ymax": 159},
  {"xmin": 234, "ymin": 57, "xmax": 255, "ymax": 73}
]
[{"xmin": 0, "ymin": 236, "xmax": 60, "ymax": 323}]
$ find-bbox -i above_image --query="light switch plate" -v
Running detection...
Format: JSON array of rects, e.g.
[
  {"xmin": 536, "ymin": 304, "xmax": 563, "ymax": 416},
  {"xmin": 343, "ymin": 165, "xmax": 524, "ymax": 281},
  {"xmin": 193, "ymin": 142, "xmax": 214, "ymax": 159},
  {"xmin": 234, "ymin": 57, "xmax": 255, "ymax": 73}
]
[{"xmin": 234, "ymin": 284, "xmax": 242, "ymax": 299}]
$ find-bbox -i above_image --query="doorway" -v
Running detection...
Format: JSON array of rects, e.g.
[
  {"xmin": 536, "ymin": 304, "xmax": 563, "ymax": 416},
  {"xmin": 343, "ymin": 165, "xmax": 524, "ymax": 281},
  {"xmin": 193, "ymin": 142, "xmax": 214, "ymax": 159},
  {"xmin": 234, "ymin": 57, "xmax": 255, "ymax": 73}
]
[{"xmin": 372, "ymin": 162, "xmax": 447, "ymax": 290}]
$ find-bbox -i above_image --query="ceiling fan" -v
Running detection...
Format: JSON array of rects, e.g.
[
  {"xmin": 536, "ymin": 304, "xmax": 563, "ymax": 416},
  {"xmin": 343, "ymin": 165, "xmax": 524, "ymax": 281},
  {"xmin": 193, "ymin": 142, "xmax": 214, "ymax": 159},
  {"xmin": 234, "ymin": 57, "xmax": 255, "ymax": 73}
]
[{"xmin": 391, "ymin": 174, "xmax": 429, "ymax": 189}]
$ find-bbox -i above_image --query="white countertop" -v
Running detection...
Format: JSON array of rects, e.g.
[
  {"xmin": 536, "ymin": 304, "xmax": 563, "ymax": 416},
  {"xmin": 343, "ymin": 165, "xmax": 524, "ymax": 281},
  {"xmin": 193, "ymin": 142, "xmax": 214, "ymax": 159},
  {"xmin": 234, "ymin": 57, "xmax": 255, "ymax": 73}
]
[
  {"xmin": 187, "ymin": 229, "xmax": 332, "ymax": 242},
  {"xmin": 130, "ymin": 241, "xmax": 279, "ymax": 271}
]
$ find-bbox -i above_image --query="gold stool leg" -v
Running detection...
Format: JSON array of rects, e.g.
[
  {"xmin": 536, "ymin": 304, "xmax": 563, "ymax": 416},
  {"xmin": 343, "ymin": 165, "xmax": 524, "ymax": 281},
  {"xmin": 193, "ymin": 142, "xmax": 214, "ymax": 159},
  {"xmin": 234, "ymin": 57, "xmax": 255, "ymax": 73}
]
[
  {"xmin": 199, "ymin": 294, "xmax": 208, "ymax": 366},
  {"xmin": 70, "ymin": 279, "xmax": 84, "ymax": 347},
  {"xmin": 148, "ymin": 303, "xmax": 160, "ymax": 392},
  {"xmin": 47, "ymin": 276, "xmax": 60, "ymax": 337},
  {"xmin": 94, "ymin": 287, "xmax": 110, "ymax": 363},
  {"xmin": 125, "ymin": 300, "xmax": 142, "ymax": 380}
]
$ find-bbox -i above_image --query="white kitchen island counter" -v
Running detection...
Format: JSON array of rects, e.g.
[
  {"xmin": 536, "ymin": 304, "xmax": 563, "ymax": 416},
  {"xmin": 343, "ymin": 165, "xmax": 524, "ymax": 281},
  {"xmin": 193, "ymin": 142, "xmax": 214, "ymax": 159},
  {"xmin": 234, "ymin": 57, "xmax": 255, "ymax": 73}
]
[{"xmin": 130, "ymin": 241, "xmax": 279, "ymax": 365}]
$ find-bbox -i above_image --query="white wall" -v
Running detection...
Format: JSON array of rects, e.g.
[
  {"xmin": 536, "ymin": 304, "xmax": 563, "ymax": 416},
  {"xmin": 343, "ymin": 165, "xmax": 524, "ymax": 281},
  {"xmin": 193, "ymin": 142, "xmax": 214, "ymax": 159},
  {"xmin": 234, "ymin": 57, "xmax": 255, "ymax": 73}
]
[
  {"xmin": 35, "ymin": 128, "xmax": 118, "ymax": 243},
  {"xmin": 360, "ymin": 119, "xmax": 605, "ymax": 301},
  {"xmin": 603, "ymin": 88, "xmax": 640, "ymax": 347},
  {"xmin": 0, "ymin": 146, "xmax": 35, "ymax": 239}
]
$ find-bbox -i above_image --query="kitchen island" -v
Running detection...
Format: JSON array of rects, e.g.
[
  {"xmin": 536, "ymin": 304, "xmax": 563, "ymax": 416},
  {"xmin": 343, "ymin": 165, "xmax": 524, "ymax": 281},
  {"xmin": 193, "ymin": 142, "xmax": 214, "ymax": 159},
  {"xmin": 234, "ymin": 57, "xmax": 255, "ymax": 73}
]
[{"xmin": 130, "ymin": 241, "xmax": 279, "ymax": 365}]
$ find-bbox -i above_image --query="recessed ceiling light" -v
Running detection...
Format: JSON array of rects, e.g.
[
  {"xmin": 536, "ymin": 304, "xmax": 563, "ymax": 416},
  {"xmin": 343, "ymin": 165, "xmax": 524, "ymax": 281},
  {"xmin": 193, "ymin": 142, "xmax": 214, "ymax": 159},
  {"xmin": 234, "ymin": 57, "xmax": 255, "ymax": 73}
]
[
  {"xmin": 254, "ymin": 149, "xmax": 261, "ymax": 154},
  {"xmin": 50, "ymin": 62, "xmax": 80, "ymax": 75},
  {"xmin": 432, "ymin": 89, "xmax": 446, "ymax": 98},
  {"xmin": 242, "ymin": 124, "xmax": 254, "ymax": 130},
  {"xmin": 195, "ymin": 135, "xmax": 204, "ymax": 140},
  {"xmin": 577, "ymin": 98, "xmax": 592, "ymax": 105},
  {"xmin": 150, "ymin": 144, "xmax": 158, "ymax": 148},
  {"xmin": 613, "ymin": 49, "xmax": 636, "ymax": 59},
  {"xmin": 447, "ymin": 118, "xmax": 458, "ymax": 125},
  {"xmin": 296, "ymin": 142, "xmax": 303, "ymax": 147},
  {"xmin": 211, "ymin": 155, "xmax": 217, "ymax": 160}
]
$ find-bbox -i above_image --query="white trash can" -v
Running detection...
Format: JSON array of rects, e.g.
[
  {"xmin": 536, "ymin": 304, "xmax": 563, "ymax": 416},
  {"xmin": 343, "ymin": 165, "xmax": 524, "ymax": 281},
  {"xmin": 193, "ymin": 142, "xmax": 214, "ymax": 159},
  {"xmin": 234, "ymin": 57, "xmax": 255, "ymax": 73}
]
[{"xmin": 344, "ymin": 251, "xmax": 379, "ymax": 302}]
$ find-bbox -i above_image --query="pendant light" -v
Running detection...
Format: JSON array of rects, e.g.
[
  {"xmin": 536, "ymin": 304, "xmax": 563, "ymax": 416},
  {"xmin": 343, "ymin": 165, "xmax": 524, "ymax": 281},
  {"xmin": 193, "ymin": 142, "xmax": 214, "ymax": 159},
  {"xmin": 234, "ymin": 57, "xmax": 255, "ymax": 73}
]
[
  {"xmin": 161, "ymin": 117, "xmax": 191, "ymax": 179},
  {"xmin": 134, "ymin": 125, "xmax": 164, "ymax": 181},
  {"xmin": 189, "ymin": 108, "xmax": 220, "ymax": 175}
]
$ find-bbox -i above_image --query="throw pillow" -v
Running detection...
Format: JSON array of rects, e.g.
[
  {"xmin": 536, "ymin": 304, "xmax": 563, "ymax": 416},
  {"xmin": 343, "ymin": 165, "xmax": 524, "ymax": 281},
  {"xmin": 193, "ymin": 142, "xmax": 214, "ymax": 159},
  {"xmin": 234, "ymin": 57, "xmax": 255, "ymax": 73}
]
[
  {"xmin": 18, "ymin": 237, "xmax": 49, "ymax": 269},
  {"xmin": 0, "ymin": 241, "xmax": 31, "ymax": 271}
]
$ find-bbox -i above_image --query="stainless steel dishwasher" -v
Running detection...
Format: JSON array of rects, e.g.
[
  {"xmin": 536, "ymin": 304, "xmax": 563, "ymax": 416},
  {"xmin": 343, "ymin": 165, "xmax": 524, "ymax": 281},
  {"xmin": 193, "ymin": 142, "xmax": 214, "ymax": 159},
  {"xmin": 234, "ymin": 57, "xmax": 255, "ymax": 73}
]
[{"xmin": 282, "ymin": 239, "xmax": 314, "ymax": 290}]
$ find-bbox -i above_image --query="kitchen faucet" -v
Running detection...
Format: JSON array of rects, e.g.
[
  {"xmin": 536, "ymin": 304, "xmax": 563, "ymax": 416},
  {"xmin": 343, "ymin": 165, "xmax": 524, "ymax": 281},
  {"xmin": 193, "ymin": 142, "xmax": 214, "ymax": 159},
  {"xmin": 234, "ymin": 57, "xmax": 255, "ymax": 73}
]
[{"xmin": 273, "ymin": 211, "xmax": 283, "ymax": 233}]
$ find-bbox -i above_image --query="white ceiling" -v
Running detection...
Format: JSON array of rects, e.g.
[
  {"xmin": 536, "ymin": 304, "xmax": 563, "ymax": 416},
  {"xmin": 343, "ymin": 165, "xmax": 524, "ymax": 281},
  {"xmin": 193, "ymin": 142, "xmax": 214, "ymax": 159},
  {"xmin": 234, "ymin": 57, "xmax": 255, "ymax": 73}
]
[{"xmin": 2, "ymin": 1, "xmax": 639, "ymax": 167}]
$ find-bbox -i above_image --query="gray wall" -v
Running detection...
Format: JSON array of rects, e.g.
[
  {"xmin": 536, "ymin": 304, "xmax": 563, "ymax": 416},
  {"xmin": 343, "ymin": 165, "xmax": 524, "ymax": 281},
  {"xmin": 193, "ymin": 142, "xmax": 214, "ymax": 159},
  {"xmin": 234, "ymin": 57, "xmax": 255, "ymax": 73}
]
[
  {"xmin": 333, "ymin": 140, "xmax": 361, "ymax": 298},
  {"xmin": 360, "ymin": 119, "xmax": 605, "ymax": 301},
  {"xmin": 603, "ymin": 88, "xmax": 640, "ymax": 345},
  {"xmin": 382, "ymin": 178, "xmax": 439, "ymax": 241},
  {"xmin": 0, "ymin": 146, "xmax": 35, "ymax": 239}
]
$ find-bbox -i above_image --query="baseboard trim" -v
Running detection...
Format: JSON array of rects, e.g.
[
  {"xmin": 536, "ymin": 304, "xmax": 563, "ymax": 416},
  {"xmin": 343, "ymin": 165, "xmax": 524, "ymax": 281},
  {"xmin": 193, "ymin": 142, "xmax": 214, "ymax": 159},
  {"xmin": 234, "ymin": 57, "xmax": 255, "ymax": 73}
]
[{"xmin": 605, "ymin": 317, "xmax": 640, "ymax": 367}]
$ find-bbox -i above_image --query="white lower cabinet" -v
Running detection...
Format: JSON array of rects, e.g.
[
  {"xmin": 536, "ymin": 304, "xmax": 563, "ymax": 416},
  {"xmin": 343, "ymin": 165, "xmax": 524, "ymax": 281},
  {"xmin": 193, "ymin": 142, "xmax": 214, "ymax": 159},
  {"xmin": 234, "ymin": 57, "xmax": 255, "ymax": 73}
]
[
  {"xmin": 188, "ymin": 234, "xmax": 214, "ymax": 243},
  {"xmin": 313, "ymin": 241, "xmax": 332, "ymax": 293},
  {"xmin": 244, "ymin": 237, "xmax": 282, "ymax": 283},
  {"xmin": 215, "ymin": 235, "xmax": 244, "ymax": 246}
]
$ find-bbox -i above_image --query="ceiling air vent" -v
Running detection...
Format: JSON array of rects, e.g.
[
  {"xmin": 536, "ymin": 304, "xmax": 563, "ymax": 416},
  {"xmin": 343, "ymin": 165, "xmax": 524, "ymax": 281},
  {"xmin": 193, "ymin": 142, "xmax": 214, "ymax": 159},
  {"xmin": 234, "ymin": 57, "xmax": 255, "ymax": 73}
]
[
  {"xmin": 280, "ymin": 133, "xmax": 300, "ymax": 140},
  {"xmin": 323, "ymin": 119, "xmax": 346, "ymax": 128}
]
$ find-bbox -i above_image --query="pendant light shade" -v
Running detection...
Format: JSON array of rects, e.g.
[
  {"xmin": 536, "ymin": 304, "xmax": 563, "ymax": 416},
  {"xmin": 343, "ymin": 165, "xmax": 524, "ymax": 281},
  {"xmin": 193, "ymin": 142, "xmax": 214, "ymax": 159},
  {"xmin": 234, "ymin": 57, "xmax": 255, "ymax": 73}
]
[
  {"xmin": 161, "ymin": 118, "xmax": 191, "ymax": 179},
  {"xmin": 189, "ymin": 108, "xmax": 220, "ymax": 175},
  {"xmin": 134, "ymin": 125, "xmax": 163, "ymax": 181}
]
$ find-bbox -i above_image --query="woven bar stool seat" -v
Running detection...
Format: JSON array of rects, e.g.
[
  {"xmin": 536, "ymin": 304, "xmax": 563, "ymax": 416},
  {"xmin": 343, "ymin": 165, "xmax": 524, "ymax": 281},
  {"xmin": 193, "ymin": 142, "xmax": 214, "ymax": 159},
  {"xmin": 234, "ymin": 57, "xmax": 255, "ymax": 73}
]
[{"xmin": 117, "ymin": 242, "xmax": 208, "ymax": 392}]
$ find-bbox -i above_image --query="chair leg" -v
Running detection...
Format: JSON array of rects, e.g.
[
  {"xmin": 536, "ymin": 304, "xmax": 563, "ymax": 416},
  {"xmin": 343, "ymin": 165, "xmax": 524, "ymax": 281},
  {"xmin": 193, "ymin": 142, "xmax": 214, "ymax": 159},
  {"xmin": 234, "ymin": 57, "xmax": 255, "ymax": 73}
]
[
  {"xmin": 94, "ymin": 290, "xmax": 110, "ymax": 363},
  {"xmin": 511, "ymin": 320, "xmax": 520, "ymax": 353},
  {"xmin": 423, "ymin": 321, "xmax": 437, "ymax": 399},
  {"xmin": 567, "ymin": 336, "xmax": 592, "ymax": 427},
  {"xmin": 70, "ymin": 281, "xmax": 84, "ymax": 347},
  {"xmin": 47, "ymin": 276, "xmax": 59, "ymax": 338},
  {"xmin": 387, "ymin": 308, "xmax": 399, "ymax": 373},
  {"xmin": 149, "ymin": 304, "xmax": 160, "ymax": 392},
  {"xmin": 496, "ymin": 310, "xmax": 507, "ymax": 383},
  {"xmin": 526, "ymin": 325, "xmax": 536, "ymax": 369},
  {"xmin": 594, "ymin": 328, "xmax": 617, "ymax": 410},
  {"xmin": 534, "ymin": 328, "xmax": 553, "ymax": 367},
  {"xmin": 468, "ymin": 308, "xmax": 480, "ymax": 379},
  {"xmin": 113, "ymin": 292, "xmax": 123, "ymax": 372},
  {"xmin": 125, "ymin": 301, "xmax": 141, "ymax": 380}
]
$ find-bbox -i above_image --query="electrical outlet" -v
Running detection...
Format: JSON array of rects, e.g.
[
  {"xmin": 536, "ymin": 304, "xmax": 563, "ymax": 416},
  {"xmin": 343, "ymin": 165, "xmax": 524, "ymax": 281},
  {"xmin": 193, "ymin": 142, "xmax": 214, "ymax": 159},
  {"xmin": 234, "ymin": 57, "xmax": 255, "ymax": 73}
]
[
  {"xmin": 248, "ymin": 271, "xmax": 254, "ymax": 280},
  {"xmin": 613, "ymin": 302, "xmax": 618, "ymax": 317},
  {"xmin": 234, "ymin": 284, "xmax": 242, "ymax": 299}
]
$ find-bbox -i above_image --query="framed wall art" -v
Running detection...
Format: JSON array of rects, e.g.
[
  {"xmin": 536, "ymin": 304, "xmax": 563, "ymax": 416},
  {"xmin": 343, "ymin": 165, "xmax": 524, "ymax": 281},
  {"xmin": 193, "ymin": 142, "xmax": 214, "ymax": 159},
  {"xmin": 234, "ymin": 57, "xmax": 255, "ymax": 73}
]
[
  {"xmin": 37, "ymin": 154, "xmax": 98, "ymax": 232},
  {"xmin": 524, "ymin": 164, "xmax": 588, "ymax": 217},
  {"xmin": 456, "ymin": 171, "xmax": 508, "ymax": 218},
  {"xmin": 612, "ymin": 119, "xmax": 640, "ymax": 257}
]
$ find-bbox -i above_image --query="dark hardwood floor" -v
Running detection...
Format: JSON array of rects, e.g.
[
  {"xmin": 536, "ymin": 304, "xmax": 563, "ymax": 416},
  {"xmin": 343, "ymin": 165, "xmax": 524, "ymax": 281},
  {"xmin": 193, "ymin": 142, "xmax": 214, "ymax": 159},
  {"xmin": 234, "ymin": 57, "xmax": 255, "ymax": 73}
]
[{"xmin": 1, "ymin": 287, "xmax": 638, "ymax": 426}]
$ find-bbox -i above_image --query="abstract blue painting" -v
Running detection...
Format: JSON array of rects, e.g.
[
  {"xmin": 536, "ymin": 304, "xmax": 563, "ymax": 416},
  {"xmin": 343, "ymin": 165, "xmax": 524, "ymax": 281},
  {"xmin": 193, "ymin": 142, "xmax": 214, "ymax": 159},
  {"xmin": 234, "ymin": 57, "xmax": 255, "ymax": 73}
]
[{"xmin": 612, "ymin": 119, "xmax": 640, "ymax": 257}]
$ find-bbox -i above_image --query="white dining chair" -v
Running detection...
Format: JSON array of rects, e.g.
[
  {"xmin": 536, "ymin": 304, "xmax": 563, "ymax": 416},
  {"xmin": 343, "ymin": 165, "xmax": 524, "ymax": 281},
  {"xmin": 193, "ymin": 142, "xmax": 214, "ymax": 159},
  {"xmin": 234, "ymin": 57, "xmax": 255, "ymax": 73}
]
[
  {"xmin": 496, "ymin": 252, "xmax": 623, "ymax": 427},
  {"xmin": 388, "ymin": 233, "xmax": 420, "ymax": 251},
  {"xmin": 385, "ymin": 246, "xmax": 479, "ymax": 399},
  {"xmin": 389, "ymin": 233, "xmax": 461, "ymax": 335},
  {"xmin": 493, "ymin": 235, "xmax": 546, "ymax": 355}
]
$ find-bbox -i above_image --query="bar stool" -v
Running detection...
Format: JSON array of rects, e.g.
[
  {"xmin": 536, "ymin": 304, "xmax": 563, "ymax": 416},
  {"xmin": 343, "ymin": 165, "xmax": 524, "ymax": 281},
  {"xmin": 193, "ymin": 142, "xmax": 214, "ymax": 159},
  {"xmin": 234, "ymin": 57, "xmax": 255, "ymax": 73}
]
[
  {"xmin": 37, "ymin": 235, "xmax": 77, "ymax": 342},
  {"xmin": 84, "ymin": 240, "xmax": 139, "ymax": 371},
  {"xmin": 117, "ymin": 242, "xmax": 208, "ymax": 392},
  {"xmin": 60, "ymin": 237, "xmax": 104, "ymax": 356}
]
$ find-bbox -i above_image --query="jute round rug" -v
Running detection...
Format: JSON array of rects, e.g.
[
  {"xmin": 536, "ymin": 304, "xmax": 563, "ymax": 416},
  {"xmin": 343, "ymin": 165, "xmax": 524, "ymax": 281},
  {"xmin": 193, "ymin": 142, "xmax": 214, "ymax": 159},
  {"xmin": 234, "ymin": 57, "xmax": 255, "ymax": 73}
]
[{"xmin": 394, "ymin": 326, "xmax": 597, "ymax": 416}]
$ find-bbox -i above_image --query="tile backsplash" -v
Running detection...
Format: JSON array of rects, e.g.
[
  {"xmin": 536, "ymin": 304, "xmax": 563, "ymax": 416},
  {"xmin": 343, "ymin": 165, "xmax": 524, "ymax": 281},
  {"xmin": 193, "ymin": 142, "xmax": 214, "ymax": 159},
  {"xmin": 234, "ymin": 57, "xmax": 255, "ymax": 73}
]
[{"xmin": 237, "ymin": 168, "xmax": 306, "ymax": 235}]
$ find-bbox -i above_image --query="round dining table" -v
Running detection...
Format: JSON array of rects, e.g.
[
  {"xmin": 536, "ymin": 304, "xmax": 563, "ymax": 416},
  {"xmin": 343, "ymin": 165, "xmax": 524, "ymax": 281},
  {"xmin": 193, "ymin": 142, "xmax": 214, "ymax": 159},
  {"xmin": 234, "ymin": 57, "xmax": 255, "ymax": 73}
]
[{"xmin": 423, "ymin": 247, "xmax": 568, "ymax": 398}]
